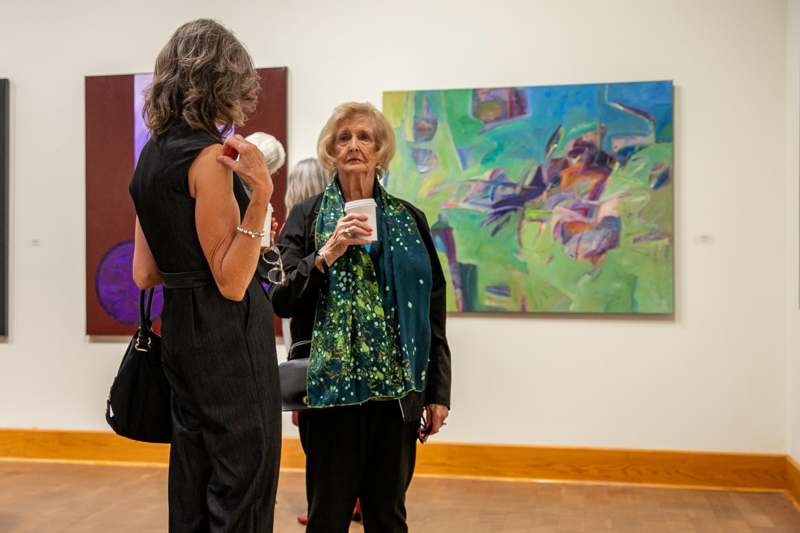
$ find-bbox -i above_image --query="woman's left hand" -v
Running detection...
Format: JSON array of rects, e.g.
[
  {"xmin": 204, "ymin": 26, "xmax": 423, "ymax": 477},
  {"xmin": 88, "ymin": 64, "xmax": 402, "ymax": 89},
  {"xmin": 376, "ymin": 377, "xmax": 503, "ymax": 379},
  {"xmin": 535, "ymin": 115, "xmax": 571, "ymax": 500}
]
[
  {"xmin": 424, "ymin": 404, "xmax": 449, "ymax": 437},
  {"xmin": 217, "ymin": 134, "xmax": 273, "ymax": 200}
]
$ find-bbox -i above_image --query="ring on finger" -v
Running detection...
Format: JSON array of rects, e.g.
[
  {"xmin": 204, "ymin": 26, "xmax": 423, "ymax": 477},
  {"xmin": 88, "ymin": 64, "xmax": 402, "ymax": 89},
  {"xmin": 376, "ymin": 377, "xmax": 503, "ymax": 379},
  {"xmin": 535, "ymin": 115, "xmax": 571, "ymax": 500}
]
[{"xmin": 343, "ymin": 228, "xmax": 353, "ymax": 238}]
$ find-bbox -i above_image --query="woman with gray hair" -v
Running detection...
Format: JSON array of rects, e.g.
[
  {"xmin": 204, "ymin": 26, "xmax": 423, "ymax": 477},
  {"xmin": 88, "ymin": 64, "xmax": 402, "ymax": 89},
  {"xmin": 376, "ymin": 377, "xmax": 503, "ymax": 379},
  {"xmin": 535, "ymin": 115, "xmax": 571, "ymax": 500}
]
[
  {"xmin": 270, "ymin": 102, "xmax": 452, "ymax": 532},
  {"xmin": 130, "ymin": 19, "xmax": 281, "ymax": 532},
  {"xmin": 280, "ymin": 157, "xmax": 330, "ymax": 349},
  {"xmin": 285, "ymin": 158, "xmax": 329, "ymax": 213}
]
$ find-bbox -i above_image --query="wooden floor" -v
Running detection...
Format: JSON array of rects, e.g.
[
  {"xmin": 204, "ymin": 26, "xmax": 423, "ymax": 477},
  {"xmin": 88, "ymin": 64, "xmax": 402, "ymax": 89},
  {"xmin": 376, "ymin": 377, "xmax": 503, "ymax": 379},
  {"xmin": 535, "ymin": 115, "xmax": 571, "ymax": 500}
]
[{"xmin": 2, "ymin": 461, "xmax": 800, "ymax": 532}]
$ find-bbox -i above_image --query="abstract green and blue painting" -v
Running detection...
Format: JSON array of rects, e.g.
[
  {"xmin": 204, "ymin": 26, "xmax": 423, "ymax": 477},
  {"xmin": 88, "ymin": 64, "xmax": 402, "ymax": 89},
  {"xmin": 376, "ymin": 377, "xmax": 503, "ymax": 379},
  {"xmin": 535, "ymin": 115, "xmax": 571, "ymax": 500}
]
[{"xmin": 383, "ymin": 81, "xmax": 673, "ymax": 314}]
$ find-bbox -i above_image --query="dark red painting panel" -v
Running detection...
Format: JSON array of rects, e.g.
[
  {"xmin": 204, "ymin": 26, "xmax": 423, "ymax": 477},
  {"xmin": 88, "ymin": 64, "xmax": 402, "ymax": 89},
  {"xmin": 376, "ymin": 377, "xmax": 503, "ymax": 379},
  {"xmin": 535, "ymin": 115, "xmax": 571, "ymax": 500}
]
[{"xmin": 86, "ymin": 68, "xmax": 288, "ymax": 336}]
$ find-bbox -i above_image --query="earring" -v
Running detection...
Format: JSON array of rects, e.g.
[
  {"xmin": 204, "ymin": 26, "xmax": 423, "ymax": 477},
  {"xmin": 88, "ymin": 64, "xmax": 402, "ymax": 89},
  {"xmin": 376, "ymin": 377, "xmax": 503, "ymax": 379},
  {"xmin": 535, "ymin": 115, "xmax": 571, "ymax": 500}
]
[{"xmin": 375, "ymin": 165, "xmax": 384, "ymax": 178}]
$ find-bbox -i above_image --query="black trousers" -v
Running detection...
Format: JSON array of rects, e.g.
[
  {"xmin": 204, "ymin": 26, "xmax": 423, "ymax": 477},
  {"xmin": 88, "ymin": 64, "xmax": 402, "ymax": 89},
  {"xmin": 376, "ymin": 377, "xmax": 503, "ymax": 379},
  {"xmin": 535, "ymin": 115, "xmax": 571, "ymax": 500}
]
[
  {"xmin": 161, "ymin": 283, "xmax": 282, "ymax": 533},
  {"xmin": 298, "ymin": 400, "xmax": 420, "ymax": 533}
]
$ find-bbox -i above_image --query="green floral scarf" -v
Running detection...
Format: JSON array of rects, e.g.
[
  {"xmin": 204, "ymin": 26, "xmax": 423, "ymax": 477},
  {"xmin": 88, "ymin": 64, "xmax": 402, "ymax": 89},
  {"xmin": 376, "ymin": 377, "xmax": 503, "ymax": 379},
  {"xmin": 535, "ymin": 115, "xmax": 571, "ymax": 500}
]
[{"xmin": 308, "ymin": 178, "xmax": 432, "ymax": 408}]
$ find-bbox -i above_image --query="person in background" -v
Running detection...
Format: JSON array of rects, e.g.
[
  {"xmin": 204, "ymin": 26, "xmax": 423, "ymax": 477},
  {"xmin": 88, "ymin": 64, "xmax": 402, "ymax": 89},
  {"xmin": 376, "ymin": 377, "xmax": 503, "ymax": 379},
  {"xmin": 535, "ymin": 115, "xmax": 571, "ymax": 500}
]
[
  {"xmin": 130, "ymin": 19, "xmax": 282, "ymax": 533},
  {"xmin": 269, "ymin": 102, "xmax": 452, "ymax": 533},
  {"xmin": 281, "ymin": 157, "xmax": 329, "ymax": 349},
  {"xmin": 285, "ymin": 158, "xmax": 329, "ymax": 213}
]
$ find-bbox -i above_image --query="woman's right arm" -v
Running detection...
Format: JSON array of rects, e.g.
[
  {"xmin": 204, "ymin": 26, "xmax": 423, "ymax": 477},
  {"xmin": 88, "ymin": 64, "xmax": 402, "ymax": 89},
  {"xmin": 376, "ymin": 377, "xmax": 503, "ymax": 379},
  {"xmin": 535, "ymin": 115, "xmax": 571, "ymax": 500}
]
[
  {"xmin": 190, "ymin": 136, "xmax": 273, "ymax": 301},
  {"xmin": 132, "ymin": 217, "xmax": 162, "ymax": 289}
]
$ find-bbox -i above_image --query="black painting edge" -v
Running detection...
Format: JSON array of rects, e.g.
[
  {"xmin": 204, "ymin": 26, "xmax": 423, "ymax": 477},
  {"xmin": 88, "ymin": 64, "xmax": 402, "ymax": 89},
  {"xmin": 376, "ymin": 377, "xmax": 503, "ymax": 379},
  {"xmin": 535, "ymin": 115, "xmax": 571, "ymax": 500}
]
[{"xmin": 0, "ymin": 80, "xmax": 8, "ymax": 336}]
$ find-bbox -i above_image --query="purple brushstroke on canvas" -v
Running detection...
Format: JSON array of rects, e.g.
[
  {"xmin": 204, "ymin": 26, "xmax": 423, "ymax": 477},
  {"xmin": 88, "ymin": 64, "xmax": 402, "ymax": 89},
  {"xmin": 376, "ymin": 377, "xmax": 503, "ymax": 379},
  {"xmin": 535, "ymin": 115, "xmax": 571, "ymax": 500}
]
[
  {"xmin": 546, "ymin": 192, "xmax": 574, "ymax": 209},
  {"xmin": 456, "ymin": 148, "xmax": 471, "ymax": 169},
  {"xmin": 633, "ymin": 232, "xmax": 665, "ymax": 244},
  {"xmin": 562, "ymin": 217, "xmax": 621, "ymax": 261},
  {"xmin": 133, "ymin": 73, "xmax": 153, "ymax": 166},
  {"xmin": 96, "ymin": 240, "xmax": 163, "ymax": 325},
  {"xmin": 414, "ymin": 97, "xmax": 438, "ymax": 142},
  {"xmin": 431, "ymin": 213, "xmax": 466, "ymax": 312},
  {"xmin": 485, "ymin": 284, "xmax": 511, "ymax": 297},
  {"xmin": 650, "ymin": 164, "xmax": 671, "ymax": 190},
  {"xmin": 412, "ymin": 148, "xmax": 437, "ymax": 173},
  {"xmin": 472, "ymin": 88, "xmax": 529, "ymax": 129}
]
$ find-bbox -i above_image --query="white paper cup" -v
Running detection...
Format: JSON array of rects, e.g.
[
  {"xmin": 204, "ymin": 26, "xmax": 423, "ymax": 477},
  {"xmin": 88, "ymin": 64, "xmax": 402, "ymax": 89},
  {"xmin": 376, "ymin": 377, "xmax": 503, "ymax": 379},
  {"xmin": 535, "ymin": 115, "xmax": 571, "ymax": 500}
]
[
  {"xmin": 344, "ymin": 199, "xmax": 378, "ymax": 242},
  {"xmin": 261, "ymin": 202, "xmax": 273, "ymax": 248},
  {"xmin": 245, "ymin": 132, "xmax": 286, "ymax": 175}
]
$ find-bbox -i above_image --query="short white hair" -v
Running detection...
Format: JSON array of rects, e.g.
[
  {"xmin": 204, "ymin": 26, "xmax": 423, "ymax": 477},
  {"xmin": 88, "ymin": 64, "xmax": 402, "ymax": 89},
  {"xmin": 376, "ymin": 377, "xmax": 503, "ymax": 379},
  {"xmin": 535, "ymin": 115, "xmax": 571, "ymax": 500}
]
[{"xmin": 285, "ymin": 158, "xmax": 330, "ymax": 212}]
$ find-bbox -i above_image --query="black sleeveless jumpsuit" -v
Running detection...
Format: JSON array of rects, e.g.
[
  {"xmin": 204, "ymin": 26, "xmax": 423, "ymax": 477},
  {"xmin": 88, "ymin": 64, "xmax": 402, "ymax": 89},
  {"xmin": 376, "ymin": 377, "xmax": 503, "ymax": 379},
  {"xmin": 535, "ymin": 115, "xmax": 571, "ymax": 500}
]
[{"xmin": 129, "ymin": 121, "xmax": 281, "ymax": 533}]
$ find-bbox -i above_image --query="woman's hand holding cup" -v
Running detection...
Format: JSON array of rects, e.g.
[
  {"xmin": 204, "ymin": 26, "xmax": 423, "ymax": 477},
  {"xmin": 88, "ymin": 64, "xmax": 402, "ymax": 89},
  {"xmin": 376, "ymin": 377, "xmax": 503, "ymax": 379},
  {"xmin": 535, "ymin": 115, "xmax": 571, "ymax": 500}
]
[{"xmin": 319, "ymin": 214, "xmax": 373, "ymax": 266}]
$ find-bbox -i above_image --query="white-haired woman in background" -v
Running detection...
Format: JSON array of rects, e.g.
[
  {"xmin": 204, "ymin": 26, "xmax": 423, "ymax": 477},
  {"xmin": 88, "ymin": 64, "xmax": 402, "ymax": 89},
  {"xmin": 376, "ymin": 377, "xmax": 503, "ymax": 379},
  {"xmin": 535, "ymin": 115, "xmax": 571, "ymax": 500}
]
[
  {"xmin": 280, "ymin": 157, "xmax": 330, "ymax": 349},
  {"xmin": 285, "ymin": 158, "xmax": 328, "ymax": 214}
]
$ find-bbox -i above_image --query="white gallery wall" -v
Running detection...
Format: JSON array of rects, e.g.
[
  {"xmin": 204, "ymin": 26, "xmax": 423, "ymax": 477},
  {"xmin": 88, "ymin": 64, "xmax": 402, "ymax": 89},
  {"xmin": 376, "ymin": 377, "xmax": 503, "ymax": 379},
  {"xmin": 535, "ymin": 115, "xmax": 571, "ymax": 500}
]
[{"xmin": 0, "ymin": 0, "xmax": 793, "ymax": 452}]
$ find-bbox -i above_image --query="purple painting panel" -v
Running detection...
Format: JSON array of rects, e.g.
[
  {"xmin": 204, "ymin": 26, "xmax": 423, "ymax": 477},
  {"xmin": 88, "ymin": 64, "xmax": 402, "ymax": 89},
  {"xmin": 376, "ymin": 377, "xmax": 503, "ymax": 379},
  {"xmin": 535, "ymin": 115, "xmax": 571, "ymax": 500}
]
[
  {"xmin": 133, "ymin": 73, "xmax": 153, "ymax": 166},
  {"xmin": 96, "ymin": 240, "xmax": 163, "ymax": 326}
]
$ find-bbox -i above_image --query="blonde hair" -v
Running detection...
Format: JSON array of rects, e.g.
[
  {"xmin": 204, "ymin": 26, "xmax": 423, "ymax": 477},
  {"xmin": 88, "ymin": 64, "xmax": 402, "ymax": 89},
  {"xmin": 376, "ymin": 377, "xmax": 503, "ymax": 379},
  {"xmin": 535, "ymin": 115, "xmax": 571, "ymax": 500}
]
[
  {"xmin": 285, "ymin": 158, "xmax": 330, "ymax": 212},
  {"xmin": 317, "ymin": 102, "xmax": 396, "ymax": 174},
  {"xmin": 144, "ymin": 19, "xmax": 260, "ymax": 140}
]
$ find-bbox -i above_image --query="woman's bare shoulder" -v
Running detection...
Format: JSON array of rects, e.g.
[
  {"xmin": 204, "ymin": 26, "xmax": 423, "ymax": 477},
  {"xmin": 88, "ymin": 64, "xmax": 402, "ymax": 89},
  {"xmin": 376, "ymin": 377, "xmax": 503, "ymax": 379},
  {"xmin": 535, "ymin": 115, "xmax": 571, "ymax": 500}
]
[{"xmin": 188, "ymin": 144, "xmax": 227, "ymax": 197}]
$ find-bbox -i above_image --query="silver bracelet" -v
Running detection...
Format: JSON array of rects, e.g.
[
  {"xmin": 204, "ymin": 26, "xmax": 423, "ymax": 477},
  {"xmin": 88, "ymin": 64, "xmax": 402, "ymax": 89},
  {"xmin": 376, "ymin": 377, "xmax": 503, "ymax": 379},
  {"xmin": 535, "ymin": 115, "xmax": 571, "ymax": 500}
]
[{"xmin": 235, "ymin": 225, "xmax": 267, "ymax": 239}]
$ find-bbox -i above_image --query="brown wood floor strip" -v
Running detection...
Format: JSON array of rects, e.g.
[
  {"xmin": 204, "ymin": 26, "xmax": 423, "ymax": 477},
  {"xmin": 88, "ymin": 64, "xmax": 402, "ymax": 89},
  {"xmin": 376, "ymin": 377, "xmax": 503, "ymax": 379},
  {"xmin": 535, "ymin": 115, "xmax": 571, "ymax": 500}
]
[
  {"xmin": 787, "ymin": 457, "xmax": 800, "ymax": 509},
  {"xmin": 0, "ymin": 429, "xmax": 170, "ymax": 464},
  {"xmin": 0, "ymin": 430, "xmax": 789, "ymax": 492},
  {"xmin": 1, "ymin": 461, "xmax": 799, "ymax": 533},
  {"xmin": 413, "ymin": 442, "xmax": 787, "ymax": 490}
]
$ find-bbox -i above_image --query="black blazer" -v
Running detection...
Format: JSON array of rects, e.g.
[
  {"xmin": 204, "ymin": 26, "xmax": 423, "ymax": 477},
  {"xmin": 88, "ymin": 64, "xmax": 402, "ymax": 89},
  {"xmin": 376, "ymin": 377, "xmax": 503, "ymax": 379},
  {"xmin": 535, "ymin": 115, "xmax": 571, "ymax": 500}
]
[{"xmin": 268, "ymin": 192, "xmax": 452, "ymax": 422}]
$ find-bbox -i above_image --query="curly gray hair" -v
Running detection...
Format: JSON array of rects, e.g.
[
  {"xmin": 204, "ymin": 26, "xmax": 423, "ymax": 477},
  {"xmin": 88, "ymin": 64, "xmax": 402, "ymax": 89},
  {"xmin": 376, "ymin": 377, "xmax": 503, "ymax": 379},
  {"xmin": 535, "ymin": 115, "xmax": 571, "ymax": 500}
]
[{"xmin": 144, "ymin": 19, "xmax": 260, "ymax": 140}]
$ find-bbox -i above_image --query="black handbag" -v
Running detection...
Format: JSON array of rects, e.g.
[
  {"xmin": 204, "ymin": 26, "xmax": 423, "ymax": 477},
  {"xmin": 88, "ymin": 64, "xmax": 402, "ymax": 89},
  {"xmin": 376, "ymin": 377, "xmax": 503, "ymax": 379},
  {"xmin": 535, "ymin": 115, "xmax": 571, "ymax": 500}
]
[
  {"xmin": 279, "ymin": 340, "xmax": 310, "ymax": 411},
  {"xmin": 105, "ymin": 288, "xmax": 172, "ymax": 443}
]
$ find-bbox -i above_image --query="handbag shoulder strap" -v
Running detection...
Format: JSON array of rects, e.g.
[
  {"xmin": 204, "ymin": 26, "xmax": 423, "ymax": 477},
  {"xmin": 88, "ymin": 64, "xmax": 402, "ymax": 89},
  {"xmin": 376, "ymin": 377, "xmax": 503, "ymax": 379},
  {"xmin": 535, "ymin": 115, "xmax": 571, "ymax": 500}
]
[
  {"xmin": 288, "ymin": 339, "xmax": 311, "ymax": 360},
  {"xmin": 135, "ymin": 289, "xmax": 154, "ymax": 352},
  {"xmin": 140, "ymin": 289, "xmax": 154, "ymax": 329}
]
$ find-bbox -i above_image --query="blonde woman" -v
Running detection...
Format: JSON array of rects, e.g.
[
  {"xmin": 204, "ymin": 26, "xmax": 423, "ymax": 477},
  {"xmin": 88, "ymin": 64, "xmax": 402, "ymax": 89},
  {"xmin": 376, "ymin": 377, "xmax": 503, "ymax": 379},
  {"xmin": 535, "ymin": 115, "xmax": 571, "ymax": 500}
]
[{"xmin": 269, "ymin": 103, "xmax": 452, "ymax": 533}]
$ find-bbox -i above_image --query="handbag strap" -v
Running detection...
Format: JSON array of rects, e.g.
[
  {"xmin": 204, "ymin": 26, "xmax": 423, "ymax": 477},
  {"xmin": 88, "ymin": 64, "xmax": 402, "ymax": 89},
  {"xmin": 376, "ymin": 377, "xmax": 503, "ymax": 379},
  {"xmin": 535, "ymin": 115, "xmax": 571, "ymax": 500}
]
[
  {"xmin": 288, "ymin": 339, "xmax": 311, "ymax": 360},
  {"xmin": 135, "ymin": 289, "xmax": 154, "ymax": 352}
]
